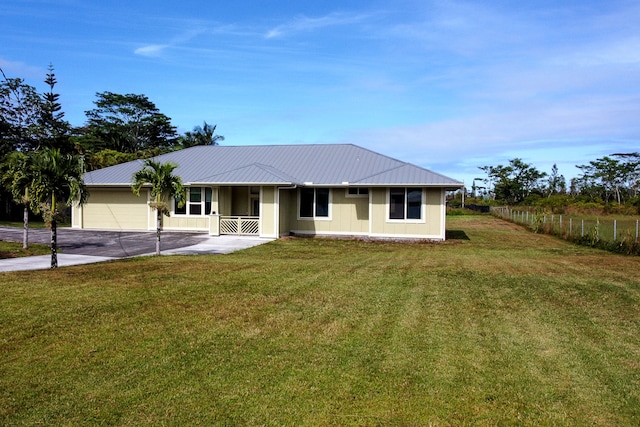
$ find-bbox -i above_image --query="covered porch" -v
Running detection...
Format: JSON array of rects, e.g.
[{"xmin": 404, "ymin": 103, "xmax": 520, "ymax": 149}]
[{"xmin": 163, "ymin": 185, "xmax": 278, "ymax": 238}]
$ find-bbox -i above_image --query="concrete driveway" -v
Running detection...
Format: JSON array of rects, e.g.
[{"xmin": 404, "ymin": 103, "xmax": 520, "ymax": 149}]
[{"xmin": 0, "ymin": 227, "xmax": 271, "ymax": 272}]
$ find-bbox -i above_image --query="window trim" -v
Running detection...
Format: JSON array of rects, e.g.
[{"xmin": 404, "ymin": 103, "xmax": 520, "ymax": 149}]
[
  {"xmin": 386, "ymin": 187, "xmax": 425, "ymax": 223},
  {"xmin": 298, "ymin": 187, "xmax": 332, "ymax": 220},
  {"xmin": 173, "ymin": 186, "xmax": 212, "ymax": 216},
  {"xmin": 345, "ymin": 187, "xmax": 369, "ymax": 198}
]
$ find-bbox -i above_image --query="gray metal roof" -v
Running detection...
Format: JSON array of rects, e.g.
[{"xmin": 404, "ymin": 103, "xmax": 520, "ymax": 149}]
[{"xmin": 83, "ymin": 144, "xmax": 463, "ymax": 188}]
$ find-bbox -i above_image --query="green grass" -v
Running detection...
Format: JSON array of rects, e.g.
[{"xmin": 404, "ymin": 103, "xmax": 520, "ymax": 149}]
[
  {"xmin": 0, "ymin": 241, "xmax": 51, "ymax": 259},
  {"xmin": 1, "ymin": 215, "xmax": 639, "ymax": 425},
  {"xmin": 0, "ymin": 220, "xmax": 70, "ymax": 228}
]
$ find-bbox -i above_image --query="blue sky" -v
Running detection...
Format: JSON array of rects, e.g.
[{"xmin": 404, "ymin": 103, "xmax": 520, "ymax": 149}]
[{"xmin": 1, "ymin": 0, "xmax": 639, "ymax": 187}]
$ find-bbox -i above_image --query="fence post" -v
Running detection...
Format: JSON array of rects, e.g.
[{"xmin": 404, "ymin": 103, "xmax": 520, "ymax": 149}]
[
  {"xmin": 614, "ymin": 219, "xmax": 617, "ymax": 242},
  {"xmin": 581, "ymin": 219, "xmax": 584, "ymax": 237},
  {"xmin": 569, "ymin": 218, "xmax": 572, "ymax": 236},
  {"xmin": 560, "ymin": 215, "xmax": 563, "ymax": 233}
]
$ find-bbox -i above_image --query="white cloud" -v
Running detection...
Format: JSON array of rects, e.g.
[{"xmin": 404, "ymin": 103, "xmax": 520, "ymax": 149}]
[
  {"xmin": 560, "ymin": 37, "xmax": 640, "ymax": 67},
  {"xmin": 132, "ymin": 25, "xmax": 242, "ymax": 58},
  {"xmin": 134, "ymin": 44, "xmax": 170, "ymax": 57},
  {"xmin": 265, "ymin": 12, "xmax": 371, "ymax": 39},
  {"xmin": 342, "ymin": 90, "xmax": 640, "ymax": 184},
  {"xmin": 0, "ymin": 58, "xmax": 43, "ymax": 79}
]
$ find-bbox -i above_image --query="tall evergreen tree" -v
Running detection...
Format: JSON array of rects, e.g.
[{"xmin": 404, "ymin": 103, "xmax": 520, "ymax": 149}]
[
  {"xmin": 39, "ymin": 64, "xmax": 73, "ymax": 153},
  {"xmin": 546, "ymin": 164, "xmax": 566, "ymax": 197}
]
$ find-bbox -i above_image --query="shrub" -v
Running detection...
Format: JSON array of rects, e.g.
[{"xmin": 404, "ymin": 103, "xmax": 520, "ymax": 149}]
[
  {"xmin": 447, "ymin": 207, "xmax": 479, "ymax": 216},
  {"xmin": 534, "ymin": 195, "xmax": 572, "ymax": 214}
]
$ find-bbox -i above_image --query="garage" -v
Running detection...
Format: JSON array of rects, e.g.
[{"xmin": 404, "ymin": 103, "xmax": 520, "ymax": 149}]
[{"xmin": 77, "ymin": 188, "xmax": 150, "ymax": 230}]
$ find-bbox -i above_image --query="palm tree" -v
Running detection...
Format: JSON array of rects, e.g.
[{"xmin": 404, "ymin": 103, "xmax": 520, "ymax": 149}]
[
  {"xmin": 0, "ymin": 151, "xmax": 34, "ymax": 249},
  {"xmin": 178, "ymin": 121, "xmax": 224, "ymax": 148},
  {"xmin": 132, "ymin": 159, "xmax": 185, "ymax": 255},
  {"xmin": 29, "ymin": 148, "xmax": 87, "ymax": 268}
]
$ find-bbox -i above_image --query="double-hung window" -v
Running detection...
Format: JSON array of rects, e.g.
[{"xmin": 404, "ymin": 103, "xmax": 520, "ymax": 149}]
[
  {"xmin": 175, "ymin": 187, "xmax": 212, "ymax": 215},
  {"xmin": 389, "ymin": 188, "xmax": 422, "ymax": 220},
  {"xmin": 299, "ymin": 188, "xmax": 330, "ymax": 219}
]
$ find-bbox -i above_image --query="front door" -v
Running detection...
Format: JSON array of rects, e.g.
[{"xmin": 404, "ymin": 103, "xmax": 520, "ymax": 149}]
[{"xmin": 251, "ymin": 196, "xmax": 260, "ymax": 216}]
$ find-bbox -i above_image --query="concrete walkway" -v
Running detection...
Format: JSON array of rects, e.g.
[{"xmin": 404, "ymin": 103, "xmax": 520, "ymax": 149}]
[
  {"xmin": 0, "ymin": 253, "xmax": 118, "ymax": 272},
  {"xmin": 0, "ymin": 227, "xmax": 271, "ymax": 272}
]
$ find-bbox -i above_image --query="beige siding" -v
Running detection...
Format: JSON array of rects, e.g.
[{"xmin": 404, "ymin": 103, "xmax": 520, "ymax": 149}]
[
  {"xmin": 370, "ymin": 188, "xmax": 445, "ymax": 239},
  {"xmin": 82, "ymin": 188, "xmax": 150, "ymax": 230},
  {"xmin": 79, "ymin": 185, "xmax": 447, "ymax": 239},
  {"xmin": 218, "ymin": 187, "xmax": 232, "ymax": 215},
  {"xmin": 163, "ymin": 216, "xmax": 209, "ymax": 231},
  {"xmin": 288, "ymin": 187, "xmax": 445, "ymax": 240},
  {"xmin": 279, "ymin": 189, "xmax": 293, "ymax": 236},
  {"xmin": 289, "ymin": 188, "xmax": 369, "ymax": 236},
  {"xmin": 260, "ymin": 186, "xmax": 277, "ymax": 237},
  {"xmin": 71, "ymin": 203, "xmax": 82, "ymax": 228}
]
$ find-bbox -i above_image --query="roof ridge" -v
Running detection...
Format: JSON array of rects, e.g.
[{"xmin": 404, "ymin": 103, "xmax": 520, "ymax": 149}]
[
  {"xmin": 179, "ymin": 143, "xmax": 356, "ymax": 149},
  {"xmin": 192, "ymin": 162, "xmax": 298, "ymax": 184},
  {"xmin": 251, "ymin": 162, "xmax": 300, "ymax": 183},
  {"xmin": 351, "ymin": 164, "xmax": 407, "ymax": 183}
]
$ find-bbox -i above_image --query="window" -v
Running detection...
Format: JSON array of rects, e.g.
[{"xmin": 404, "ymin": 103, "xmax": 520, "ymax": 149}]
[
  {"xmin": 346, "ymin": 187, "xmax": 369, "ymax": 197},
  {"xmin": 175, "ymin": 187, "xmax": 212, "ymax": 215},
  {"xmin": 299, "ymin": 188, "xmax": 330, "ymax": 218},
  {"xmin": 189, "ymin": 187, "xmax": 202, "ymax": 215},
  {"xmin": 389, "ymin": 188, "xmax": 422, "ymax": 220}
]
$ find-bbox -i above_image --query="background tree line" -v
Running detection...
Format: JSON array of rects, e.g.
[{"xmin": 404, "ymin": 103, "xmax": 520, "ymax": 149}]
[
  {"xmin": 1, "ymin": 65, "xmax": 223, "ymax": 170},
  {"xmin": 466, "ymin": 154, "xmax": 640, "ymax": 213}
]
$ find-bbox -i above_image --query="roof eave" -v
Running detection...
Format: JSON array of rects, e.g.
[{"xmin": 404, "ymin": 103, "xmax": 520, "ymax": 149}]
[
  {"xmin": 187, "ymin": 181, "xmax": 295, "ymax": 186},
  {"xmin": 345, "ymin": 183, "xmax": 465, "ymax": 188},
  {"xmin": 85, "ymin": 183, "xmax": 132, "ymax": 187}
]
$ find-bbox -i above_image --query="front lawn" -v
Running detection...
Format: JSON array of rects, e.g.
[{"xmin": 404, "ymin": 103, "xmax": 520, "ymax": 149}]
[
  {"xmin": 1, "ymin": 215, "xmax": 639, "ymax": 425},
  {"xmin": 0, "ymin": 241, "xmax": 51, "ymax": 259}
]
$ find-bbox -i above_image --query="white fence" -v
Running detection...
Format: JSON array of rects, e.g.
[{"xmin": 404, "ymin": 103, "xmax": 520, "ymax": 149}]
[
  {"xmin": 219, "ymin": 216, "xmax": 260, "ymax": 236},
  {"xmin": 491, "ymin": 207, "xmax": 640, "ymax": 243}
]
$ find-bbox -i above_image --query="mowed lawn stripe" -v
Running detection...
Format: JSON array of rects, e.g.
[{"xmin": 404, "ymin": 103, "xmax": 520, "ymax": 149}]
[{"xmin": 1, "ymin": 215, "xmax": 639, "ymax": 425}]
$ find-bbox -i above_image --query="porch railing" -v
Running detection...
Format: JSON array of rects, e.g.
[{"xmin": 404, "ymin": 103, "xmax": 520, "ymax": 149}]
[{"xmin": 219, "ymin": 216, "xmax": 260, "ymax": 235}]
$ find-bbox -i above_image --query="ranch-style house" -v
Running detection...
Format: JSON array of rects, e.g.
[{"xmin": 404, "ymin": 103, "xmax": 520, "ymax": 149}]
[{"xmin": 73, "ymin": 144, "xmax": 463, "ymax": 240}]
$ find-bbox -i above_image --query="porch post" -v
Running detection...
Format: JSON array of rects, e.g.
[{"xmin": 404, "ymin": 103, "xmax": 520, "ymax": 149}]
[{"xmin": 209, "ymin": 213, "xmax": 220, "ymax": 236}]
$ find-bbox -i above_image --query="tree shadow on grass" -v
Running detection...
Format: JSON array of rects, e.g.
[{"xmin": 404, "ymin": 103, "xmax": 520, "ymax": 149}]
[{"xmin": 446, "ymin": 229, "xmax": 470, "ymax": 240}]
